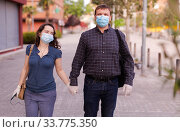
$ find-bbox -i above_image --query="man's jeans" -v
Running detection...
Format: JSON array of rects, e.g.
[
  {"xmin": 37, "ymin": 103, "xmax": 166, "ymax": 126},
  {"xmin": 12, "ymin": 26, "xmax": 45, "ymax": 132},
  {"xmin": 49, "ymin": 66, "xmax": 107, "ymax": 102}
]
[{"xmin": 83, "ymin": 75, "xmax": 118, "ymax": 117}]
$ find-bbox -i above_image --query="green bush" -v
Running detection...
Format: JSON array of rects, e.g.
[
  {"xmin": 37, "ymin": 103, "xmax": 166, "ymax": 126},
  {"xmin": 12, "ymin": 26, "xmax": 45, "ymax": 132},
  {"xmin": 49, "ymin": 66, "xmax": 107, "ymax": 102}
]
[
  {"xmin": 55, "ymin": 30, "xmax": 62, "ymax": 38},
  {"xmin": 23, "ymin": 32, "xmax": 36, "ymax": 44}
]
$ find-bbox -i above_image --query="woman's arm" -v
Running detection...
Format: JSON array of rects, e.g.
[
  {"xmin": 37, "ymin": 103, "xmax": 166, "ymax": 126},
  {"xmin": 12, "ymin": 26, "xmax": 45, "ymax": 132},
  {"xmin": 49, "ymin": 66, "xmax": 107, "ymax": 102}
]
[
  {"xmin": 18, "ymin": 55, "xmax": 29, "ymax": 86},
  {"xmin": 55, "ymin": 58, "xmax": 70, "ymax": 85}
]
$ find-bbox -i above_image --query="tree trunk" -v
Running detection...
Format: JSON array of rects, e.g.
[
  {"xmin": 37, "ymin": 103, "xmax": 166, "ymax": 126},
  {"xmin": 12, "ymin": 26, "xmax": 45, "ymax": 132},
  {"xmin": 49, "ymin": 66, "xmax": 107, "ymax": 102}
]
[
  {"xmin": 28, "ymin": 24, "xmax": 31, "ymax": 32},
  {"xmin": 125, "ymin": 16, "xmax": 130, "ymax": 47},
  {"xmin": 45, "ymin": 9, "xmax": 49, "ymax": 23}
]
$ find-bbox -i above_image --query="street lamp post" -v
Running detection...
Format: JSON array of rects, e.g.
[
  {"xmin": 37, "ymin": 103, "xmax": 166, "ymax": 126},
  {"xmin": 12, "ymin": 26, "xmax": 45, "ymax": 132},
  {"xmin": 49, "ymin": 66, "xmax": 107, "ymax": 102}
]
[
  {"xmin": 112, "ymin": 0, "xmax": 115, "ymax": 28},
  {"xmin": 177, "ymin": 0, "xmax": 180, "ymax": 31},
  {"xmin": 141, "ymin": 0, "xmax": 147, "ymax": 75},
  {"xmin": 31, "ymin": 0, "xmax": 34, "ymax": 31}
]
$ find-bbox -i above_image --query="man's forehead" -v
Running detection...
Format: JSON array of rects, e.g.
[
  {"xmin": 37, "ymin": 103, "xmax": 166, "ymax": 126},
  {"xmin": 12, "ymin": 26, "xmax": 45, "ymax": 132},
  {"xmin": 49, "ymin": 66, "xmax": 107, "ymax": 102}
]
[{"xmin": 96, "ymin": 8, "xmax": 110, "ymax": 13}]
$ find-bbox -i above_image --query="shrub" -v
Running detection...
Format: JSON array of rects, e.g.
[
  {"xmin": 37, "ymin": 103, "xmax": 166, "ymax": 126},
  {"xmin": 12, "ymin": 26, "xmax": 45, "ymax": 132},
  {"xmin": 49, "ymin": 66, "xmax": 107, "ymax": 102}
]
[
  {"xmin": 23, "ymin": 32, "xmax": 36, "ymax": 44},
  {"xmin": 55, "ymin": 30, "xmax": 62, "ymax": 38}
]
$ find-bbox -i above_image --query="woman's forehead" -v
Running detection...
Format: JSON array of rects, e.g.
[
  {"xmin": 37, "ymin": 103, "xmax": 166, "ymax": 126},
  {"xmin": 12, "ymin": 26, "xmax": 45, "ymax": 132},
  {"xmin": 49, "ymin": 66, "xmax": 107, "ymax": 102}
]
[{"xmin": 44, "ymin": 25, "xmax": 54, "ymax": 32}]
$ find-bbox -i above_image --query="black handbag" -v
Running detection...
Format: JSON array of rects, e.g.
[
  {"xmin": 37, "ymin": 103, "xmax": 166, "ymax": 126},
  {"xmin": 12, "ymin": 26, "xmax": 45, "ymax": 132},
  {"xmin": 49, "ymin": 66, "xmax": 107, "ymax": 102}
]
[{"xmin": 115, "ymin": 29, "xmax": 126, "ymax": 87}]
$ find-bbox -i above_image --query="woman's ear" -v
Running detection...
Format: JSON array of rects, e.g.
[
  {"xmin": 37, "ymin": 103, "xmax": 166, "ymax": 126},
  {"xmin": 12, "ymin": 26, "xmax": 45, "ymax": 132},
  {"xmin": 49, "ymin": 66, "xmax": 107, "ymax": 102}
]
[{"xmin": 38, "ymin": 32, "xmax": 41, "ymax": 37}]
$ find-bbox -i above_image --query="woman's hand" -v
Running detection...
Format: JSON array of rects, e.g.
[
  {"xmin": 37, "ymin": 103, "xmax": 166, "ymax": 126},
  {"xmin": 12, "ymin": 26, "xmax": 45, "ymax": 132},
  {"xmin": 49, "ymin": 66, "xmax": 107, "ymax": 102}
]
[
  {"xmin": 12, "ymin": 85, "xmax": 21, "ymax": 98},
  {"xmin": 66, "ymin": 83, "xmax": 78, "ymax": 95}
]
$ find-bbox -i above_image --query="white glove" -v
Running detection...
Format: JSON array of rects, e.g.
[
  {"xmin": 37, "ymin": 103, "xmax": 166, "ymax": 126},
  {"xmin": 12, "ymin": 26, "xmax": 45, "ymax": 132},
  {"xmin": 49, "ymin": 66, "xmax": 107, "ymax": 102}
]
[
  {"xmin": 66, "ymin": 83, "xmax": 78, "ymax": 95},
  {"xmin": 122, "ymin": 84, "xmax": 133, "ymax": 96},
  {"xmin": 12, "ymin": 85, "xmax": 21, "ymax": 98}
]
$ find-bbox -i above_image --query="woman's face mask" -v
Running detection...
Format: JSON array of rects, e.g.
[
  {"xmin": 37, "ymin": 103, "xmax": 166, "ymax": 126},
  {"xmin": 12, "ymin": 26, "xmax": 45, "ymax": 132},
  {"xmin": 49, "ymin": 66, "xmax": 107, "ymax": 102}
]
[{"xmin": 40, "ymin": 33, "xmax": 54, "ymax": 44}]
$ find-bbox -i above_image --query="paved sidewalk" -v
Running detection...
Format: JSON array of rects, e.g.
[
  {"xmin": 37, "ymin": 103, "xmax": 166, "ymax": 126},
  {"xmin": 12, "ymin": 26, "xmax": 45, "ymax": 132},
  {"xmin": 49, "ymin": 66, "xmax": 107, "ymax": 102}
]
[{"xmin": 0, "ymin": 32, "xmax": 180, "ymax": 117}]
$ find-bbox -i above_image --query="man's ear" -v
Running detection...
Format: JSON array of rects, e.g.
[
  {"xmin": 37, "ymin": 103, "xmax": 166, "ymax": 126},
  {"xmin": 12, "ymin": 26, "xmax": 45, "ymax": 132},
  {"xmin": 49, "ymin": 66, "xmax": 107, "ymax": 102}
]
[
  {"xmin": 94, "ymin": 15, "xmax": 96, "ymax": 21},
  {"xmin": 109, "ymin": 15, "xmax": 112, "ymax": 22}
]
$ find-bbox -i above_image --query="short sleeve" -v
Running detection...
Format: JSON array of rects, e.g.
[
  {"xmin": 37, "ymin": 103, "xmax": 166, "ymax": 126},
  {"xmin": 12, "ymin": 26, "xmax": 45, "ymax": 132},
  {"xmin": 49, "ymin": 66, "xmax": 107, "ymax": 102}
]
[
  {"xmin": 26, "ymin": 44, "xmax": 31, "ymax": 55},
  {"xmin": 55, "ymin": 49, "xmax": 62, "ymax": 59}
]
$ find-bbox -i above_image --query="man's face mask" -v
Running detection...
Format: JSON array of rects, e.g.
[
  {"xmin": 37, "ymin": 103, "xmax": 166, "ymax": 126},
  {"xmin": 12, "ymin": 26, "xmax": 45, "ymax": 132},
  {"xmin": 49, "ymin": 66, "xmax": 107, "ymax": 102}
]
[{"xmin": 96, "ymin": 15, "xmax": 109, "ymax": 28}]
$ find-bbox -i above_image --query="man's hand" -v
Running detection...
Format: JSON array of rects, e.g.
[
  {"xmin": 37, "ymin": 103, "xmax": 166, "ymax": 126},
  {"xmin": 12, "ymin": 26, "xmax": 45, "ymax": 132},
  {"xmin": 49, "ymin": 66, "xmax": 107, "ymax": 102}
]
[
  {"xmin": 66, "ymin": 83, "xmax": 78, "ymax": 95},
  {"xmin": 122, "ymin": 84, "xmax": 133, "ymax": 96}
]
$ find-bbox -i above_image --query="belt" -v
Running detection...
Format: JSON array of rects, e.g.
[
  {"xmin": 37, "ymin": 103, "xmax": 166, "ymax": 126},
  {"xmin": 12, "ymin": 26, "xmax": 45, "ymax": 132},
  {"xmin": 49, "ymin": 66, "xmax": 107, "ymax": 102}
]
[{"xmin": 86, "ymin": 75, "xmax": 117, "ymax": 82}]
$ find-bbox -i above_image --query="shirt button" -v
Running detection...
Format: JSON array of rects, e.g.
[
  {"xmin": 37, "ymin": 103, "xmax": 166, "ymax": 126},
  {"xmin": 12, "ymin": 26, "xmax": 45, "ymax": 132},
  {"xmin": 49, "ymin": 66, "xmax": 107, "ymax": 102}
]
[
  {"xmin": 102, "ymin": 70, "xmax": 104, "ymax": 71},
  {"xmin": 102, "ymin": 51, "xmax": 104, "ymax": 53},
  {"xmin": 102, "ymin": 61, "xmax": 104, "ymax": 62},
  {"xmin": 103, "ymin": 42, "xmax": 106, "ymax": 44}
]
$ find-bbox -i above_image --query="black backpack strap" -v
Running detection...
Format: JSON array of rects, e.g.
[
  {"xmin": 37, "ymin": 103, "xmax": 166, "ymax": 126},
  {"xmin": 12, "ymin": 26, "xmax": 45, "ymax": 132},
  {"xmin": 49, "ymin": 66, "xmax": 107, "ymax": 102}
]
[{"xmin": 115, "ymin": 29, "xmax": 124, "ymax": 60}]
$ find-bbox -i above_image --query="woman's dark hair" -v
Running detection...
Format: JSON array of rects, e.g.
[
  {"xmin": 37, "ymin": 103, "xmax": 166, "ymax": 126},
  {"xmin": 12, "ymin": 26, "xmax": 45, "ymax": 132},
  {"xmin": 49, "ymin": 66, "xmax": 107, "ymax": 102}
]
[
  {"xmin": 35, "ymin": 23, "xmax": 61, "ymax": 49},
  {"xmin": 94, "ymin": 4, "xmax": 111, "ymax": 15}
]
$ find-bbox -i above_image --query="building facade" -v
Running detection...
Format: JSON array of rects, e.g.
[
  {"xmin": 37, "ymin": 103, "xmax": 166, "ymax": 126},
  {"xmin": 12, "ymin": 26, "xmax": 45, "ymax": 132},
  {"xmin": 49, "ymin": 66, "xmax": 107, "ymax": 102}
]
[
  {"xmin": 0, "ymin": 0, "xmax": 26, "ymax": 54},
  {"xmin": 23, "ymin": 0, "xmax": 64, "ymax": 33}
]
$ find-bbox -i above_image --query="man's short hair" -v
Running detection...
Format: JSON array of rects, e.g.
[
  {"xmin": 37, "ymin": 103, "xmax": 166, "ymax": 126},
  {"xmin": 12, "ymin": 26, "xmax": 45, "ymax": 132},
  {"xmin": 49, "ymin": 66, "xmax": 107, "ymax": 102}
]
[{"xmin": 94, "ymin": 4, "xmax": 111, "ymax": 15}]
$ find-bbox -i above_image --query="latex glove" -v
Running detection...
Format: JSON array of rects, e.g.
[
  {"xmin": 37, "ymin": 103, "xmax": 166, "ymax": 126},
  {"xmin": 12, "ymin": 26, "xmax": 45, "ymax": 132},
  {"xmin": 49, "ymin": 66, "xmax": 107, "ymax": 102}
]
[
  {"xmin": 66, "ymin": 83, "xmax": 78, "ymax": 95},
  {"xmin": 122, "ymin": 84, "xmax": 133, "ymax": 96},
  {"xmin": 12, "ymin": 85, "xmax": 21, "ymax": 99}
]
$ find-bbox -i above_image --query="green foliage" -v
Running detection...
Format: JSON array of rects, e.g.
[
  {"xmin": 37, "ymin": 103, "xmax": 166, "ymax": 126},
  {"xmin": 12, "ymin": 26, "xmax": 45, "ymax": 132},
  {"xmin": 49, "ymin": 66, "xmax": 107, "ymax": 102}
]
[
  {"xmin": 136, "ymin": 13, "xmax": 142, "ymax": 27},
  {"xmin": 55, "ymin": 30, "xmax": 62, "ymax": 38},
  {"xmin": 38, "ymin": 0, "xmax": 54, "ymax": 10},
  {"xmin": 85, "ymin": 3, "xmax": 94, "ymax": 15},
  {"xmin": 114, "ymin": 18, "xmax": 125, "ymax": 28},
  {"xmin": 64, "ymin": 0, "xmax": 92, "ymax": 18},
  {"xmin": 147, "ymin": 11, "xmax": 164, "ymax": 28},
  {"xmin": 23, "ymin": 32, "xmax": 36, "ymax": 44},
  {"xmin": 92, "ymin": 0, "xmax": 157, "ymax": 18},
  {"xmin": 23, "ymin": 5, "xmax": 36, "ymax": 15}
]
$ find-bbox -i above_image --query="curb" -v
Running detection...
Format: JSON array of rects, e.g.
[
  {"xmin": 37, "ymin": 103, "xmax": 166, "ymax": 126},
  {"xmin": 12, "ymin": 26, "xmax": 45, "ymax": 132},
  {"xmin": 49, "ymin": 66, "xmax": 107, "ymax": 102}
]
[{"xmin": 0, "ymin": 45, "xmax": 28, "ymax": 61}]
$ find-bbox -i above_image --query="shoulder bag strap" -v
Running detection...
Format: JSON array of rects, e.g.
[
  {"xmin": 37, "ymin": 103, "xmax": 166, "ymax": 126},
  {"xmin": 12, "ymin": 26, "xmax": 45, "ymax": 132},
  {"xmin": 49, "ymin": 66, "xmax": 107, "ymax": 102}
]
[{"xmin": 22, "ymin": 44, "xmax": 34, "ymax": 83}]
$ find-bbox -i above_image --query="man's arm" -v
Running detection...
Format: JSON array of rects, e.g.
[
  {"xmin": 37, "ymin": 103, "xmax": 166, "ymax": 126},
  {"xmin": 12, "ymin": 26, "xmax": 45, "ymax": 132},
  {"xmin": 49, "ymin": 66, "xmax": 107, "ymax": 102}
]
[
  {"xmin": 69, "ymin": 32, "xmax": 86, "ymax": 86},
  {"xmin": 119, "ymin": 31, "xmax": 135, "ymax": 86}
]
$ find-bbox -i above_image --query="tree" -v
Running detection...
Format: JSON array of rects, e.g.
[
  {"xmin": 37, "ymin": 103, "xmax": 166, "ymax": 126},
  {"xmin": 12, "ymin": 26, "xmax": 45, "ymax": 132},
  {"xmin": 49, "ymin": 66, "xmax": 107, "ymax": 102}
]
[
  {"xmin": 64, "ymin": 0, "xmax": 92, "ymax": 18},
  {"xmin": 92, "ymin": 0, "xmax": 157, "ymax": 45},
  {"xmin": 38, "ymin": 0, "xmax": 54, "ymax": 23},
  {"xmin": 157, "ymin": 0, "xmax": 180, "ymax": 97},
  {"xmin": 23, "ymin": 5, "xmax": 36, "ymax": 32},
  {"xmin": 64, "ymin": 0, "xmax": 93, "ymax": 31}
]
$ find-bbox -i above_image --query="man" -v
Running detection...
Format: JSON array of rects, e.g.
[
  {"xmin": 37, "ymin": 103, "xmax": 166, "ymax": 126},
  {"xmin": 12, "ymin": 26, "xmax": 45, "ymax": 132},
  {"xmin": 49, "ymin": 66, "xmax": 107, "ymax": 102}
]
[{"xmin": 69, "ymin": 4, "xmax": 135, "ymax": 117}]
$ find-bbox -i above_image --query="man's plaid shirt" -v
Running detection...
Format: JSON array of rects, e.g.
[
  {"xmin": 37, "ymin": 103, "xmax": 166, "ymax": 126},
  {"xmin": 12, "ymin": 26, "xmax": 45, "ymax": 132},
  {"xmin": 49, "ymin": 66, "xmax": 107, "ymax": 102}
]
[{"xmin": 69, "ymin": 25, "xmax": 134, "ymax": 86}]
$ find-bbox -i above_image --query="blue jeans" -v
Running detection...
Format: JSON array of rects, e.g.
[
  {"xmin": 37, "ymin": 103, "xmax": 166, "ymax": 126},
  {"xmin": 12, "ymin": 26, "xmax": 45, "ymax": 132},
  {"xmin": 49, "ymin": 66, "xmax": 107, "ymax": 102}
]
[
  {"xmin": 83, "ymin": 75, "xmax": 118, "ymax": 117},
  {"xmin": 24, "ymin": 89, "xmax": 56, "ymax": 117}
]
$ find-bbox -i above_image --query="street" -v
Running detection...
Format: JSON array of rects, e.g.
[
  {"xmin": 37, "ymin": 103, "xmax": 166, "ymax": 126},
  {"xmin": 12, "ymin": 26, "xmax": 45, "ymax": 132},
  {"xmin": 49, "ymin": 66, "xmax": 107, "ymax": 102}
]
[{"xmin": 0, "ymin": 32, "xmax": 180, "ymax": 117}]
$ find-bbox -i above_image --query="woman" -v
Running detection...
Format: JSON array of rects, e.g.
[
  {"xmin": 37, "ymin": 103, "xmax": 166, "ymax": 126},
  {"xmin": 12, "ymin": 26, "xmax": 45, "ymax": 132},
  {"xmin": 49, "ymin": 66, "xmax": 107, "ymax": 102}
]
[{"xmin": 12, "ymin": 23, "xmax": 78, "ymax": 117}]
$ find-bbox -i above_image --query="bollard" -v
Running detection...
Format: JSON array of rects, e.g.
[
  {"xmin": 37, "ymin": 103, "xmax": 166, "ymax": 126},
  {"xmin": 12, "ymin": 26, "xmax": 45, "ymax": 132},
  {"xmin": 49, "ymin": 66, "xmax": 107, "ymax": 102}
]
[
  {"xmin": 175, "ymin": 59, "xmax": 180, "ymax": 82},
  {"xmin": 141, "ymin": 46, "xmax": 142, "ymax": 62},
  {"xmin": 158, "ymin": 53, "xmax": 162, "ymax": 76},
  {"xmin": 134, "ymin": 43, "xmax": 136, "ymax": 58},
  {"xmin": 129, "ymin": 42, "xmax": 132, "ymax": 54},
  {"xmin": 174, "ymin": 59, "xmax": 180, "ymax": 97},
  {"xmin": 147, "ymin": 48, "xmax": 150, "ymax": 67}
]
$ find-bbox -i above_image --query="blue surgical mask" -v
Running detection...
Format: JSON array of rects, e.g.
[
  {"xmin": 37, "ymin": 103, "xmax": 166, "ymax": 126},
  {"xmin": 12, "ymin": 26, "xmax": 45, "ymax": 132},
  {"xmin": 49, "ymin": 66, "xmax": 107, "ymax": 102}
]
[
  {"xmin": 41, "ymin": 33, "xmax": 54, "ymax": 44},
  {"xmin": 96, "ymin": 15, "xmax": 109, "ymax": 27}
]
